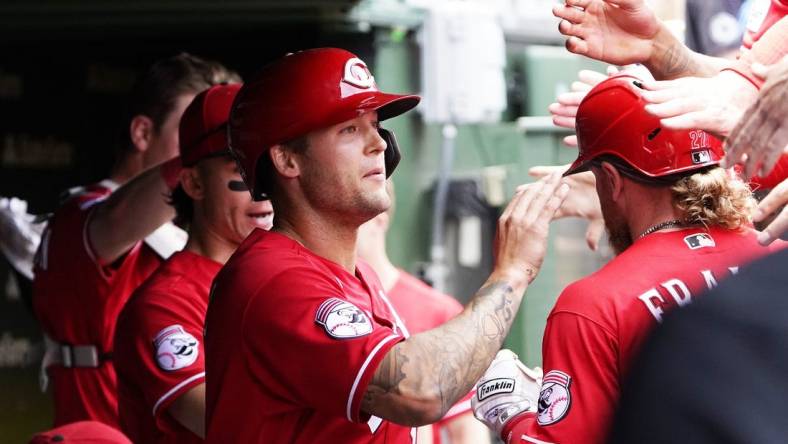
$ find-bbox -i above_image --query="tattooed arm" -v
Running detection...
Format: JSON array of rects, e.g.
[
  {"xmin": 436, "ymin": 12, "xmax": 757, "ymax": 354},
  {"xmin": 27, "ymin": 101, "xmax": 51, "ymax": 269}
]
[
  {"xmin": 552, "ymin": 0, "xmax": 729, "ymax": 81},
  {"xmin": 645, "ymin": 25, "xmax": 730, "ymax": 80},
  {"xmin": 362, "ymin": 174, "xmax": 569, "ymax": 426}
]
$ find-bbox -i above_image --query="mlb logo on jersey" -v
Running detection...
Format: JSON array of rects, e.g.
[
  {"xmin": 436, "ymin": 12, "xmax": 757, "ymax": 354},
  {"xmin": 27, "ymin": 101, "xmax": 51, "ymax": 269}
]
[
  {"xmin": 315, "ymin": 297, "xmax": 373, "ymax": 339},
  {"xmin": 684, "ymin": 233, "xmax": 716, "ymax": 250}
]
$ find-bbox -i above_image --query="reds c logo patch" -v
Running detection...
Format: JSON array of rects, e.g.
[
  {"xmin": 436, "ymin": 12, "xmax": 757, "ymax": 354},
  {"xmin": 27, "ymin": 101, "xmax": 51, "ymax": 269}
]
[
  {"xmin": 153, "ymin": 325, "xmax": 199, "ymax": 371},
  {"xmin": 315, "ymin": 298, "xmax": 373, "ymax": 339},
  {"xmin": 537, "ymin": 370, "xmax": 572, "ymax": 426},
  {"xmin": 342, "ymin": 57, "xmax": 376, "ymax": 89}
]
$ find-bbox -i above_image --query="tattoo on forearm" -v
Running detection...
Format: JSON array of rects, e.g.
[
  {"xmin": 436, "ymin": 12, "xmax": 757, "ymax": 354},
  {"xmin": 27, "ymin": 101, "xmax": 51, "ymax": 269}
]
[
  {"xmin": 655, "ymin": 45, "xmax": 698, "ymax": 79},
  {"xmin": 366, "ymin": 279, "xmax": 522, "ymax": 421}
]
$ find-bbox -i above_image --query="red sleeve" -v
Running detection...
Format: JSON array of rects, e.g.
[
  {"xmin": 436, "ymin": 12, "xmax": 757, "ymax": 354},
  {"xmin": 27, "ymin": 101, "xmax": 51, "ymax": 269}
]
[
  {"xmin": 37, "ymin": 189, "xmax": 140, "ymax": 281},
  {"xmin": 503, "ymin": 311, "xmax": 620, "ymax": 444},
  {"xmin": 726, "ymin": 3, "xmax": 788, "ymax": 88},
  {"xmin": 741, "ymin": 0, "xmax": 788, "ymax": 50},
  {"xmin": 243, "ymin": 268, "xmax": 404, "ymax": 423},
  {"xmin": 117, "ymin": 290, "xmax": 206, "ymax": 422}
]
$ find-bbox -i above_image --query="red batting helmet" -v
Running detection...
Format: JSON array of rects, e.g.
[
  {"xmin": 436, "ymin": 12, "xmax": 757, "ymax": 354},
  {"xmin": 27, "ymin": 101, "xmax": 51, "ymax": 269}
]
[
  {"xmin": 565, "ymin": 74, "xmax": 724, "ymax": 178},
  {"xmin": 179, "ymin": 83, "xmax": 241, "ymax": 167},
  {"xmin": 228, "ymin": 47, "xmax": 421, "ymax": 201}
]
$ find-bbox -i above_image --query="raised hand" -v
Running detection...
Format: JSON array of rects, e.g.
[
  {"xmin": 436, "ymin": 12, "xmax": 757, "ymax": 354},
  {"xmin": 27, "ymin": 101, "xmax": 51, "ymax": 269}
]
[
  {"xmin": 753, "ymin": 178, "xmax": 788, "ymax": 246},
  {"xmin": 529, "ymin": 166, "xmax": 605, "ymax": 251},
  {"xmin": 493, "ymin": 173, "xmax": 570, "ymax": 284},
  {"xmin": 640, "ymin": 71, "xmax": 760, "ymax": 139},
  {"xmin": 549, "ymin": 68, "xmax": 618, "ymax": 147},
  {"xmin": 725, "ymin": 57, "xmax": 788, "ymax": 180},
  {"xmin": 552, "ymin": 0, "xmax": 660, "ymax": 66}
]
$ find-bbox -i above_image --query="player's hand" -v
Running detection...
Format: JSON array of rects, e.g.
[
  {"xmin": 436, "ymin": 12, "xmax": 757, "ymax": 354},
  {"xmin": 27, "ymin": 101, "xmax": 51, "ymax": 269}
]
[
  {"xmin": 640, "ymin": 71, "xmax": 759, "ymax": 139},
  {"xmin": 725, "ymin": 56, "xmax": 788, "ymax": 179},
  {"xmin": 472, "ymin": 349, "xmax": 543, "ymax": 438},
  {"xmin": 493, "ymin": 173, "xmax": 569, "ymax": 285},
  {"xmin": 529, "ymin": 165, "xmax": 605, "ymax": 251},
  {"xmin": 552, "ymin": 0, "xmax": 660, "ymax": 66},
  {"xmin": 753, "ymin": 178, "xmax": 788, "ymax": 245},
  {"xmin": 549, "ymin": 67, "xmax": 619, "ymax": 147}
]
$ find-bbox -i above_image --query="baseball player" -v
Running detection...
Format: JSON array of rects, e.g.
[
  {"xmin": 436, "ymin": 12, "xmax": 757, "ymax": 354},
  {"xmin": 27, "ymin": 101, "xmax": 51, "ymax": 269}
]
[
  {"xmin": 356, "ymin": 182, "xmax": 491, "ymax": 444},
  {"xmin": 203, "ymin": 47, "xmax": 569, "ymax": 443},
  {"xmin": 113, "ymin": 84, "xmax": 272, "ymax": 443},
  {"xmin": 471, "ymin": 75, "xmax": 785, "ymax": 444},
  {"xmin": 32, "ymin": 54, "xmax": 238, "ymax": 427}
]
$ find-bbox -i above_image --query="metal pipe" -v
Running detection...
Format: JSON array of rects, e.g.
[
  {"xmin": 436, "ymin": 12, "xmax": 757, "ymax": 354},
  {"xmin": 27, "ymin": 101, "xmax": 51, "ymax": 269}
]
[{"xmin": 426, "ymin": 122, "xmax": 457, "ymax": 293}]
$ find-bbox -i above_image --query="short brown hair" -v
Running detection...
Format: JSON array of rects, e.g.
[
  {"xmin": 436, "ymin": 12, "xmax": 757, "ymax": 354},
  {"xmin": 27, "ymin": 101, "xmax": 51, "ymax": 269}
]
[{"xmin": 127, "ymin": 53, "xmax": 240, "ymax": 138}]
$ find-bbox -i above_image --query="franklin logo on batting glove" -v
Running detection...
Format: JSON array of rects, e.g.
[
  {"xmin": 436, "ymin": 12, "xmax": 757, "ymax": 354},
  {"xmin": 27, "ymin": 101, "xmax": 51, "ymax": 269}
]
[
  {"xmin": 472, "ymin": 349, "xmax": 543, "ymax": 436},
  {"xmin": 153, "ymin": 325, "xmax": 199, "ymax": 372},
  {"xmin": 315, "ymin": 297, "xmax": 373, "ymax": 339},
  {"xmin": 477, "ymin": 378, "xmax": 516, "ymax": 401}
]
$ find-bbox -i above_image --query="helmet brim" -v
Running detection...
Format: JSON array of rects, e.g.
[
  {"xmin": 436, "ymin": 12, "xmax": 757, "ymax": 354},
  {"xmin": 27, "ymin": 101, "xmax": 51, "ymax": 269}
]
[{"xmin": 360, "ymin": 92, "xmax": 421, "ymax": 121}]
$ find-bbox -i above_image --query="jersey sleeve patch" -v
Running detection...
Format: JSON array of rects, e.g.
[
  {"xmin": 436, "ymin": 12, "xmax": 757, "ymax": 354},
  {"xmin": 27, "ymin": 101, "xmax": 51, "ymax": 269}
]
[
  {"xmin": 153, "ymin": 324, "xmax": 200, "ymax": 371},
  {"xmin": 537, "ymin": 370, "xmax": 572, "ymax": 426},
  {"xmin": 315, "ymin": 297, "xmax": 373, "ymax": 339}
]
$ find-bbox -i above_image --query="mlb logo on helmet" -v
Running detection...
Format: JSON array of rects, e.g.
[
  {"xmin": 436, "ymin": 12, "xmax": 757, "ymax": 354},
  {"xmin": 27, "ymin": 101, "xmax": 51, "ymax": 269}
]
[{"xmin": 691, "ymin": 150, "xmax": 711, "ymax": 164}]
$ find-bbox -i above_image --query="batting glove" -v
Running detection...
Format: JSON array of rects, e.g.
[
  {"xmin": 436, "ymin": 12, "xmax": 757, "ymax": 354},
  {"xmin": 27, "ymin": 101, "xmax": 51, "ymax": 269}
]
[{"xmin": 471, "ymin": 349, "xmax": 543, "ymax": 437}]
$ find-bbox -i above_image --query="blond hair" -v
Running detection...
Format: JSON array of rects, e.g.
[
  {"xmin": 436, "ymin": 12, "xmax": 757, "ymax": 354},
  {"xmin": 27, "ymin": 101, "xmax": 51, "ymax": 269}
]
[{"xmin": 671, "ymin": 167, "xmax": 755, "ymax": 230}]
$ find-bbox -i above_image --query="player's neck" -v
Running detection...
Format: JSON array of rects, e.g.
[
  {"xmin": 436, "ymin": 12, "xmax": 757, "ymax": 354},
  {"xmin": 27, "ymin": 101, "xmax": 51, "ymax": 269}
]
[
  {"xmin": 626, "ymin": 188, "xmax": 685, "ymax": 240},
  {"xmin": 184, "ymin": 216, "xmax": 238, "ymax": 265},
  {"xmin": 274, "ymin": 213, "xmax": 360, "ymax": 274}
]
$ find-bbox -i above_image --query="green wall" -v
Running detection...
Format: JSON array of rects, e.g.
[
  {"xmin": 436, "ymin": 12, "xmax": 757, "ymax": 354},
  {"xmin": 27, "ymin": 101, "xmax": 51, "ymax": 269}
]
[{"xmin": 374, "ymin": 31, "xmax": 611, "ymax": 365}]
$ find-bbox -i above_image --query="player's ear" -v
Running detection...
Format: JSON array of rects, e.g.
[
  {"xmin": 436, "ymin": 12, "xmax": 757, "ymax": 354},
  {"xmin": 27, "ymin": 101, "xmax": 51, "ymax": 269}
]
[
  {"xmin": 129, "ymin": 115, "xmax": 155, "ymax": 153},
  {"xmin": 599, "ymin": 161, "xmax": 623, "ymax": 201},
  {"xmin": 180, "ymin": 167, "xmax": 205, "ymax": 201},
  {"xmin": 269, "ymin": 144, "xmax": 301, "ymax": 180}
]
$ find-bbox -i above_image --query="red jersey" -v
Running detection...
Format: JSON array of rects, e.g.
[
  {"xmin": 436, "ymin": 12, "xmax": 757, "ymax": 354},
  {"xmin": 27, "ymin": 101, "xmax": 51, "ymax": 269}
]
[
  {"xmin": 385, "ymin": 272, "xmax": 472, "ymax": 443},
  {"xmin": 115, "ymin": 251, "xmax": 220, "ymax": 444},
  {"xmin": 504, "ymin": 227, "xmax": 784, "ymax": 444},
  {"xmin": 32, "ymin": 181, "xmax": 164, "ymax": 427},
  {"xmin": 204, "ymin": 230, "xmax": 415, "ymax": 444}
]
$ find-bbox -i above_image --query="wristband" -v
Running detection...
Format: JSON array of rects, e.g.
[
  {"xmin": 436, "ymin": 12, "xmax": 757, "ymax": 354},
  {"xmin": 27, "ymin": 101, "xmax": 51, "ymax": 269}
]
[{"xmin": 720, "ymin": 67, "xmax": 762, "ymax": 90}]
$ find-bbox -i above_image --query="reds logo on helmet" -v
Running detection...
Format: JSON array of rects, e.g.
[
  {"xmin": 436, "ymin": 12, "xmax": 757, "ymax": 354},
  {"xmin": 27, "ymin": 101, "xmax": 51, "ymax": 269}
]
[
  {"xmin": 342, "ymin": 58, "xmax": 375, "ymax": 89},
  {"xmin": 227, "ymin": 48, "xmax": 420, "ymax": 201}
]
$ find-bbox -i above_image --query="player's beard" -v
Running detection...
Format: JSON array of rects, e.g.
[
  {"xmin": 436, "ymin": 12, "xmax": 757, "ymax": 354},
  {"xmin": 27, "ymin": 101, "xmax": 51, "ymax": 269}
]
[
  {"xmin": 601, "ymin": 201, "xmax": 633, "ymax": 256},
  {"xmin": 301, "ymin": 165, "xmax": 389, "ymax": 225}
]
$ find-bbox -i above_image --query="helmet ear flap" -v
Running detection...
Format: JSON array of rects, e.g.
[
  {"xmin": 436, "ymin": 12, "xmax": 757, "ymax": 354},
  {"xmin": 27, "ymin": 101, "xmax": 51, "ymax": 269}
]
[{"xmin": 379, "ymin": 128, "xmax": 401, "ymax": 178}]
